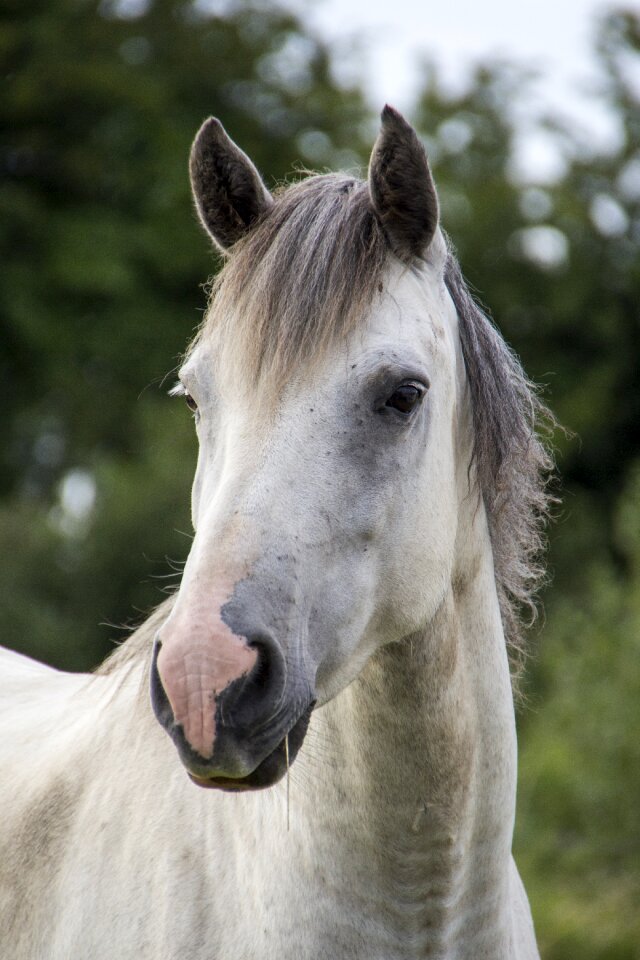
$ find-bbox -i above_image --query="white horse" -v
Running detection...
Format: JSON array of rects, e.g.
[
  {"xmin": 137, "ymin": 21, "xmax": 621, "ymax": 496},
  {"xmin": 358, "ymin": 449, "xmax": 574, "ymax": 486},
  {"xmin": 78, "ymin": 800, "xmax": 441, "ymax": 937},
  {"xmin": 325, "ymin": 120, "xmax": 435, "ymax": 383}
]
[{"xmin": 0, "ymin": 106, "xmax": 552, "ymax": 959}]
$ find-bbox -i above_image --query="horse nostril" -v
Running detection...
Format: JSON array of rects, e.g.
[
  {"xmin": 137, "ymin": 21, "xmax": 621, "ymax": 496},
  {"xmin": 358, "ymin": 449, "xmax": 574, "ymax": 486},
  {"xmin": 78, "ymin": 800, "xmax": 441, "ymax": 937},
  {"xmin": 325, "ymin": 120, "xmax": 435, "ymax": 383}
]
[
  {"xmin": 247, "ymin": 640, "xmax": 273, "ymax": 692},
  {"xmin": 225, "ymin": 630, "xmax": 287, "ymax": 728}
]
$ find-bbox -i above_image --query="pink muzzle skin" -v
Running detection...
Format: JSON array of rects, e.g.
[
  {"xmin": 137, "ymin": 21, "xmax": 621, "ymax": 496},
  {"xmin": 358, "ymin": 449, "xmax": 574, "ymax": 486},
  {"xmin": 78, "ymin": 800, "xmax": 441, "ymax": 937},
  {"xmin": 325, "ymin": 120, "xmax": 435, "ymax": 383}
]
[{"xmin": 155, "ymin": 584, "xmax": 258, "ymax": 759}]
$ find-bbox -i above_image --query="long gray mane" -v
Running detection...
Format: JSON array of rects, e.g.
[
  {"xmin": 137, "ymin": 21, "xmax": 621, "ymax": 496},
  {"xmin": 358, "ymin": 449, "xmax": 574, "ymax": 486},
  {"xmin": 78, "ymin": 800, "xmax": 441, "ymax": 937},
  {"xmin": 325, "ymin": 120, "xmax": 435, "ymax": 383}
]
[
  {"xmin": 444, "ymin": 255, "xmax": 555, "ymax": 675},
  {"xmin": 102, "ymin": 172, "xmax": 554, "ymax": 680}
]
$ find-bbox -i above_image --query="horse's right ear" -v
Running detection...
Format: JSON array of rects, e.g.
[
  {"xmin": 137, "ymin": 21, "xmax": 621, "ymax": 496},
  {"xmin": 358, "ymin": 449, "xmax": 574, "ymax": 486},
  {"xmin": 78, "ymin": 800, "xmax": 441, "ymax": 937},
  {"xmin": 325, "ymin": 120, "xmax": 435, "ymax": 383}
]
[{"xmin": 189, "ymin": 118, "xmax": 273, "ymax": 252}]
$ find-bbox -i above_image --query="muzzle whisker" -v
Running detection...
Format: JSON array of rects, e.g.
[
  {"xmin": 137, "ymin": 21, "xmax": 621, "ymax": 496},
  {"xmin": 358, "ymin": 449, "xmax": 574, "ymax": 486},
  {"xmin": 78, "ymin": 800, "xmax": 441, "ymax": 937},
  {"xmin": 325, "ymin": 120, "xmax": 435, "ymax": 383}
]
[{"xmin": 285, "ymin": 733, "xmax": 291, "ymax": 832}]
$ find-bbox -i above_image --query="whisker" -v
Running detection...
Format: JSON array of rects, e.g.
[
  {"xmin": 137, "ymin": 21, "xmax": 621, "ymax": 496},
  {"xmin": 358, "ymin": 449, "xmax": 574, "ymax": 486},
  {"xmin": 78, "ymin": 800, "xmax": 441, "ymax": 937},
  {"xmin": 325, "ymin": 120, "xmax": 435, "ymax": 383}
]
[{"xmin": 285, "ymin": 734, "xmax": 291, "ymax": 832}]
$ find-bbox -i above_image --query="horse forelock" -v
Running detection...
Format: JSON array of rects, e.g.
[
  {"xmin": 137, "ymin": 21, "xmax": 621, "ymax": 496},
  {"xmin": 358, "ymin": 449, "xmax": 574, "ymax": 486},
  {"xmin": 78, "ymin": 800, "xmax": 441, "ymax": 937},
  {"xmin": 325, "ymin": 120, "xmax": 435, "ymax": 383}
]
[{"xmin": 192, "ymin": 172, "xmax": 389, "ymax": 396}]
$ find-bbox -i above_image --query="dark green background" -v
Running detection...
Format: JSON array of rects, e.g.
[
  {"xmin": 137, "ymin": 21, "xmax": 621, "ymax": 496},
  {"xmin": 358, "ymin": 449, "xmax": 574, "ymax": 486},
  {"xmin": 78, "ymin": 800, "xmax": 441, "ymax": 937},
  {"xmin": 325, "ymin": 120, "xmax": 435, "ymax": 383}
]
[{"xmin": 2, "ymin": 2, "xmax": 639, "ymax": 954}]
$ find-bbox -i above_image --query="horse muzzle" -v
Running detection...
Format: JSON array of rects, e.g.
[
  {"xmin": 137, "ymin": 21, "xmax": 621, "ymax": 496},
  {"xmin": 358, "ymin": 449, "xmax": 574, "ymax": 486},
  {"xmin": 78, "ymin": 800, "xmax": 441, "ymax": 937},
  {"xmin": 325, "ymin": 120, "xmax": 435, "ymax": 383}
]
[
  {"xmin": 150, "ymin": 630, "xmax": 314, "ymax": 791},
  {"xmin": 185, "ymin": 704, "xmax": 314, "ymax": 791}
]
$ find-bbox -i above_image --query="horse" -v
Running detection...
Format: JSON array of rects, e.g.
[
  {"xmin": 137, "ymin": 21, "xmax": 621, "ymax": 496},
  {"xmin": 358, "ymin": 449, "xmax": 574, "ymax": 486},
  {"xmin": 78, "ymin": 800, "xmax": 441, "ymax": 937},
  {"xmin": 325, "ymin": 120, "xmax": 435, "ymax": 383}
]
[{"xmin": 0, "ymin": 106, "xmax": 552, "ymax": 959}]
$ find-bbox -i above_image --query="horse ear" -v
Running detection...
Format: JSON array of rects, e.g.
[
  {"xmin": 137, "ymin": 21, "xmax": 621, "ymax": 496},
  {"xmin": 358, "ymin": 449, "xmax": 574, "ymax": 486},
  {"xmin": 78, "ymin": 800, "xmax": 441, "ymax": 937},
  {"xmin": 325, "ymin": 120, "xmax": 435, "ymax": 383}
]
[
  {"xmin": 189, "ymin": 117, "xmax": 273, "ymax": 251},
  {"xmin": 368, "ymin": 105, "xmax": 439, "ymax": 261}
]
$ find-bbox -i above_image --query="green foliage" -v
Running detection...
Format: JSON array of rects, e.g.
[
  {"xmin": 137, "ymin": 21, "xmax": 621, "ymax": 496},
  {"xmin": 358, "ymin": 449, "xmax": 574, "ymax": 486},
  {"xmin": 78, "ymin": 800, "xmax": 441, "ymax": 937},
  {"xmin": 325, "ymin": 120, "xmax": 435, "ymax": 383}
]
[
  {"xmin": 516, "ymin": 466, "xmax": 640, "ymax": 958},
  {"xmin": 1, "ymin": 1, "xmax": 639, "ymax": 955}
]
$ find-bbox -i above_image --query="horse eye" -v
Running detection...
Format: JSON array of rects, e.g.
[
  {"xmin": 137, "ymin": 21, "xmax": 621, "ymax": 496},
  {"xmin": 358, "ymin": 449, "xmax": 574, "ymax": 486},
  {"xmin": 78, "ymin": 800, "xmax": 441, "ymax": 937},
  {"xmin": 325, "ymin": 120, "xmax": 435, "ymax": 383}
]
[
  {"xmin": 384, "ymin": 384, "xmax": 425, "ymax": 414},
  {"xmin": 184, "ymin": 392, "xmax": 198, "ymax": 413}
]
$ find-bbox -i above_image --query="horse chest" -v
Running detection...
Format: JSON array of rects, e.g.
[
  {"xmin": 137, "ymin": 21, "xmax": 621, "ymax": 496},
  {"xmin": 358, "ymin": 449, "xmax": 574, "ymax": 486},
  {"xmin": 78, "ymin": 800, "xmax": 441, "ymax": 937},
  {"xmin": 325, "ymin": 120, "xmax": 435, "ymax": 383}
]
[{"xmin": 181, "ymin": 809, "xmax": 489, "ymax": 960}]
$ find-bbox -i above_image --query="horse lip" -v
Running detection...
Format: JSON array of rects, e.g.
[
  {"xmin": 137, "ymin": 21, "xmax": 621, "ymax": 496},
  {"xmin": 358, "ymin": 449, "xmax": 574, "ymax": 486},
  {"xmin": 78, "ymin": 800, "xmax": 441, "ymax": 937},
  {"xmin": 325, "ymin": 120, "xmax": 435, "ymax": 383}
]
[
  {"xmin": 188, "ymin": 773, "xmax": 253, "ymax": 792},
  {"xmin": 186, "ymin": 702, "xmax": 315, "ymax": 792}
]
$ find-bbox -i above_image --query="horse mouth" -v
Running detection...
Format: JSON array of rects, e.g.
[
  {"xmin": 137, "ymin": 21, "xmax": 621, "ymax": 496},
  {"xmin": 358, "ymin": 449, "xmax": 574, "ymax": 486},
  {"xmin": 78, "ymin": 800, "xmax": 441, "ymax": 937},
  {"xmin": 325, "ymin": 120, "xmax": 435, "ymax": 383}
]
[{"xmin": 188, "ymin": 703, "xmax": 314, "ymax": 792}]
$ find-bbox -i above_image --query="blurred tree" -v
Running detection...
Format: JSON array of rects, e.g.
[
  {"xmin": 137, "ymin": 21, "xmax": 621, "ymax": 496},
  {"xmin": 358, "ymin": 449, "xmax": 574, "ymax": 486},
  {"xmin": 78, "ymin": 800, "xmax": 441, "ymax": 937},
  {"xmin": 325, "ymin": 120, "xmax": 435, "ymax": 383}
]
[{"xmin": 516, "ymin": 465, "xmax": 640, "ymax": 959}]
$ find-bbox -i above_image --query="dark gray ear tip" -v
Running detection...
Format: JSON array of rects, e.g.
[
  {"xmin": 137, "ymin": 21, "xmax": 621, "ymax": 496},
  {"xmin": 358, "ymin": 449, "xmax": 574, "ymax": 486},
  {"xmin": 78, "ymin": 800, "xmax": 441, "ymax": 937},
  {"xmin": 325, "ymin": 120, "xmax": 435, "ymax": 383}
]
[
  {"xmin": 380, "ymin": 104, "xmax": 412, "ymax": 135},
  {"xmin": 191, "ymin": 117, "xmax": 225, "ymax": 157},
  {"xmin": 203, "ymin": 116, "xmax": 224, "ymax": 136},
  {"xmin": 370, "ymin": 105, "xmax": 439, "ymax": 260}
]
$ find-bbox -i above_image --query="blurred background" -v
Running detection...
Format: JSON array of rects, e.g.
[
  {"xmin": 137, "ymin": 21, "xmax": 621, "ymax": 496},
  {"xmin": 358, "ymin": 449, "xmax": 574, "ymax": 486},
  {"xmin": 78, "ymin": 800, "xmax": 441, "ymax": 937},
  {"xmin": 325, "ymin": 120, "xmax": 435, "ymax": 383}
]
[{"xmin": 1, "ymin": 0, "xmax": 639, "ymax": 955}]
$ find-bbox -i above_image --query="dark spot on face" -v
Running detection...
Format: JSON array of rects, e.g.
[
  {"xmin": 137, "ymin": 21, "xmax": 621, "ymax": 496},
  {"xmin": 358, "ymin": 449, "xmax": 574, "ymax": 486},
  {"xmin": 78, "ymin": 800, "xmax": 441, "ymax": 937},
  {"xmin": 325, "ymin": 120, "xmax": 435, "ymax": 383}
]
[{"xmin": 378, "ymin": 281, "xmax": 384, "ymax": 293}]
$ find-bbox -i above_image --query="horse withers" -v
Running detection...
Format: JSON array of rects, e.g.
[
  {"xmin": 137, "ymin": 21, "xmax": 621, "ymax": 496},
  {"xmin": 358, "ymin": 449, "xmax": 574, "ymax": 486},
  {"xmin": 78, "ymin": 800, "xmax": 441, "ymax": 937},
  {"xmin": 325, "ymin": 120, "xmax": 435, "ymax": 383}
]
[{"xmin": 0, "ymin": 106, "xmax": 551, "ymax": 959}]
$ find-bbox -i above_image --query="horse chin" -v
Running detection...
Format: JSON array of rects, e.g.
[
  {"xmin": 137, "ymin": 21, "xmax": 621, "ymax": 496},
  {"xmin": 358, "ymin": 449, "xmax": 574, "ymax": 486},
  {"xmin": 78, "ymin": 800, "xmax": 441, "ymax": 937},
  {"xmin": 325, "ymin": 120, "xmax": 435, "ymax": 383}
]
[{"xmin": 187, "ymin": 702, "xmax": 314, "ymax": 793}]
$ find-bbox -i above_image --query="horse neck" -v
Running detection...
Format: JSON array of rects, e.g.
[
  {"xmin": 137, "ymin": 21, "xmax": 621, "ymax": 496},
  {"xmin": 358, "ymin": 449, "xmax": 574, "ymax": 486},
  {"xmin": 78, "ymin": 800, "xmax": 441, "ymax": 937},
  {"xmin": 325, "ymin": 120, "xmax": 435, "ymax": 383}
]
[{"xmin": 297, "ymin": 509, "xmax": 518, "ymax": 956}]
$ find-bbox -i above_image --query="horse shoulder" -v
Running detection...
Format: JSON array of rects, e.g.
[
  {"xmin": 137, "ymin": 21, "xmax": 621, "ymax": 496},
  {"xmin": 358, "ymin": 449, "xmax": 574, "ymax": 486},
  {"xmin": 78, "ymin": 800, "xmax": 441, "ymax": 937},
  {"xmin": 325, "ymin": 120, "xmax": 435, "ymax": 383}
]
[{"xmin": 0, "ymin": 648, "xmax": 119, "ymax": 958}]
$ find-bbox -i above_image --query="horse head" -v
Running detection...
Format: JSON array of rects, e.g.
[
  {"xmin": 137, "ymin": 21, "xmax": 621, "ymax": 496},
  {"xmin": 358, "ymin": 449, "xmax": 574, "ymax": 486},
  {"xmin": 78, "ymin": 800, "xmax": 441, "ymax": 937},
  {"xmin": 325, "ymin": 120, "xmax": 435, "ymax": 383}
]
[{"xmin": 151, "ymin": 108, "xmax": 474, "ymax": 790}]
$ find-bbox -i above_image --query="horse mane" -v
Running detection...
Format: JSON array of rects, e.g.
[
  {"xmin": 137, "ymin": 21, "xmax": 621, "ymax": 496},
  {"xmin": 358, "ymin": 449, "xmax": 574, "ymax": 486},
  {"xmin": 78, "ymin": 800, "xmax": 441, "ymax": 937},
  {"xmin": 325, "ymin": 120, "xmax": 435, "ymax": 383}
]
[
  {"xmin": 104, "ymin": 172, "xmax": 554, "ymax": 682},
  {"xmin": 444, "ymin": 255, "xmax": 556, "ymax": 678}
]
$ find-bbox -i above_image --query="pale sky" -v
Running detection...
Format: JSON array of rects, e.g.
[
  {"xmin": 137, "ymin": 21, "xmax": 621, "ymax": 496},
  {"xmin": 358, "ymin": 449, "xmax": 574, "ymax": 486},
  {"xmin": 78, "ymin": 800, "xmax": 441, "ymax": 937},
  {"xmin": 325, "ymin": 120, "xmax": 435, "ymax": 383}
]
[{"xmin": 291, "ymin": 0, "xmax": 620, "ymax": 180}]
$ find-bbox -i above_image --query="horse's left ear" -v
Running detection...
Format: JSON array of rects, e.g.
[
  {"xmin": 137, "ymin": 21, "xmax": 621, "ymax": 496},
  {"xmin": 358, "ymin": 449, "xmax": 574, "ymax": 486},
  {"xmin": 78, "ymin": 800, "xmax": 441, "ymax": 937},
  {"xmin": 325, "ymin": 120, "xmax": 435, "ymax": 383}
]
[
  {"xmin": 189, "ymin": 117, "xmax": 274, "ymax": 251},
  {"xmin": 368, "ymin": 105, "xmax": 439, "ymax": 261}
]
